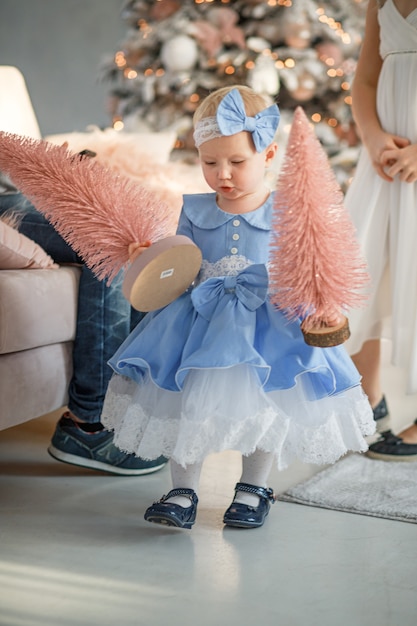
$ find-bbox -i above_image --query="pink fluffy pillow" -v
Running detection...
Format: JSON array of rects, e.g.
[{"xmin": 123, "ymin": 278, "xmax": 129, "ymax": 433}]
[{"xmin": 0, "ymin": 218, "xmax": 57, "ymax": 269}]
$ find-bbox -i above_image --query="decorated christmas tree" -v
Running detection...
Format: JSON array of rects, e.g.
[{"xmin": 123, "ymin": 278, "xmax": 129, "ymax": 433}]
[
  {"xmin": 269, "ymin": 107, "xmax": 369, "ymax": 346},
  {"xmin": 100, "ymin": 0, "xmax": 367, "ymax": 186}
]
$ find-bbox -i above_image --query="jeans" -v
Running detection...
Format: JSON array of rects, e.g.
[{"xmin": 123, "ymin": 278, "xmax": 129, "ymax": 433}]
[{"xmin": 0, "ymin": 192, "xmax": 143, "ymax": 422}]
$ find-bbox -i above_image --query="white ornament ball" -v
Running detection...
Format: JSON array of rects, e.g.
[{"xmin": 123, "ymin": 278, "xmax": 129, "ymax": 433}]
[
  {"xmin": 160, "ymin": 35, "xmax": 198, "ymax": 73},
  {"xmin": 247, "ymin": 56, "xmax": 280, "ymax": 96}
]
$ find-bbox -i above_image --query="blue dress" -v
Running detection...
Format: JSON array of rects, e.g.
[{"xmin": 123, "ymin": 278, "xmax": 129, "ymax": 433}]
[{"xmin": 102, "ymin": 193, "xmax": 374, "ymax": 469}]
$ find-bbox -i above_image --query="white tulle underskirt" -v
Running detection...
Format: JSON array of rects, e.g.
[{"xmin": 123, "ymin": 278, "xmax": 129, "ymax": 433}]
[{"xmin": 102, "ymin": 364, "xmax": 375, "ymax": 470}]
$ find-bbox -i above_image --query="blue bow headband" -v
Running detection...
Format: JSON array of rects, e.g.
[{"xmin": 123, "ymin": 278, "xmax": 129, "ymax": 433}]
[{"xmin": 193, "ymin": 88, "xmax": 280, "ymax": 152}]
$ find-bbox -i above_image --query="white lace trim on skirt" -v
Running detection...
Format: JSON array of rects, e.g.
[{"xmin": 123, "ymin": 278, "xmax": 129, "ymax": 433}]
[{"xmin": 102, "ymin": 364, "xmax": 374, "ymax": 470}]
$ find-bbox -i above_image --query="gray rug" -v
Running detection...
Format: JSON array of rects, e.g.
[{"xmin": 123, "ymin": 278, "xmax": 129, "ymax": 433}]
[{"xmin": 277, "ymin": 454, "xmax": 417, "ymax": 523}]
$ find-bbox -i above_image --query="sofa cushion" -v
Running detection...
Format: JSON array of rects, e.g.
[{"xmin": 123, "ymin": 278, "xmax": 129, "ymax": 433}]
[
  {"xmin": 0, "ymin": 218, "xmax": 57, "ymax": 269},
  {"xmin": 0, "ymin": 266, "xmax": 80, "ymax": 354},
  {"xmin": 44, "ymin": 128, "xmax": 177, "ymax": 165}
]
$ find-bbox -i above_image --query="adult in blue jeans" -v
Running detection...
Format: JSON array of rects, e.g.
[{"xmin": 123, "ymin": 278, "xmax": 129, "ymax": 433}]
[{"xmin": 0, "ymin": 188, "xmax": 167, "ymax": 475}]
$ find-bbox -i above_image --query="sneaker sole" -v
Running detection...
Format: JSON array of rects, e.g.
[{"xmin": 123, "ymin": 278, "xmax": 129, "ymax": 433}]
[
  {"xmin": 366, "ymin": 450, "xmax": 417, "ymax": 462},
  {"xmin": 47, "ymin": 445, "xmax": 167, "ymax": 476}
]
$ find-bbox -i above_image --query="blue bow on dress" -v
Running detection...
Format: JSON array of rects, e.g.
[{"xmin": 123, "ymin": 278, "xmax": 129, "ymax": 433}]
[
  {"xmin": 191, "ymin": 264, "xmax": 269, "ymax": 321},
  {"xmin": 216, "ymin": 89, "xmax": 280, "ymax": 153}
]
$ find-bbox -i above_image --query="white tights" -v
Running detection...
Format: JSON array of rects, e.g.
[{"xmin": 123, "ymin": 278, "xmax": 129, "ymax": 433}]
[
  {"xmin": 236, "ymin": 448, "xmax": 275, "ymax": 506},
  {"xmin": 167, "ymin": 449, "xmax": 275, "ymax": 508}
]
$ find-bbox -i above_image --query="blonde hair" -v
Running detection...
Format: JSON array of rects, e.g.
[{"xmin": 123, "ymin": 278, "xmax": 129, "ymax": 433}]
[{"xmin": 193, "ymin": 85, "xmax": 271, "ymax": 126}]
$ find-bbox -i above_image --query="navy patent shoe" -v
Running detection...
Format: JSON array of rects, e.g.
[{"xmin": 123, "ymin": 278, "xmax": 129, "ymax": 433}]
[
  {"xmin": 366, "ymin": 421, "xmax": 417, "ymax": 461},
  {"xmin": 223, "ymin": 482, "xmax": 276, "ymax": 529},
  {"xmin": 144, "ymin": 488, "xmax": 198, "ymax": 529}
]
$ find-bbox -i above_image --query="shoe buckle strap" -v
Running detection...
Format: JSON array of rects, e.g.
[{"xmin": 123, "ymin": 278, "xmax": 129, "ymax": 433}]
[
  {"xmin": 235, "ymin": 482, "xmax": 276, "ymax": 503},
  {"xmin": 160, "ymin": 488, "xmax": 197, "ymax": 503}
]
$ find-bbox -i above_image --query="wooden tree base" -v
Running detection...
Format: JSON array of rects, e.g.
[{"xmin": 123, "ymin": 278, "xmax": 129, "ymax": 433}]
[
  {"xmin": 123, "ymin": 235, "xmax": 202, "ymax": 311},
  {"xmin": 301, "ymin": 316, "xmax": 350, "ymax": 348}
]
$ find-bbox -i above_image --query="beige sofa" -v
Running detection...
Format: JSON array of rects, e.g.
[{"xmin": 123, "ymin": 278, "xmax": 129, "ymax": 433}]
[
  {"xmin": 0, "ymin": 265, "xmax": 81, "ymax": 430},
  {"xmin": 0, "ymin": 66, "xmax": 80, "ymax": 430}
]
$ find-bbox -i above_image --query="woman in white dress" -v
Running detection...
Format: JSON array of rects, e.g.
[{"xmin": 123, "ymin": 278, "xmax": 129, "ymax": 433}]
[{"xmin": 345, "ymin": 0, "xmax": 417, "ymax": 459}]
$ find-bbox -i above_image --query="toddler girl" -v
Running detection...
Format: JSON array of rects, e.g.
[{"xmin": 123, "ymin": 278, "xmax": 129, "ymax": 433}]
[{"xmin": 102, "ymin": 85, "xmax": 374, "ymax": 529}]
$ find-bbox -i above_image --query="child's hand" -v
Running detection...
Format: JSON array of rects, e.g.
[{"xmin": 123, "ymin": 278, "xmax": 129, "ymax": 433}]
[
  {"xmin": 301, "ymin": 310, "xmax": 344, "ymax": 332},
  {"xmin": 380, "ymin": 143, "xmax": 417, "ymax": 183},
  {"xmin": 318, "ymin": 311, "xmax": 345, "ymax": 328},
  {"xmin": 128, "ymin": 241, "xmax": 151, "ymax": 263}
]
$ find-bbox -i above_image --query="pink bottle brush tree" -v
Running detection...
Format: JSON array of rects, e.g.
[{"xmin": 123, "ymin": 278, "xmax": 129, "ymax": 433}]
[
  {"xmin": 269, "ymin": 107, "xmax": 369, "ymax": 347},
  {"xmin": 0, "ymin": 132, "xmax": 174, "ymax": 284}
]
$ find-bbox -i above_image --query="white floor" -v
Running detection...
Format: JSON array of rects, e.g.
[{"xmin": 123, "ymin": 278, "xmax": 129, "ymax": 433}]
[{"xmin": 1, "ymin": 341, "xmax": 417, "ymax": 626}]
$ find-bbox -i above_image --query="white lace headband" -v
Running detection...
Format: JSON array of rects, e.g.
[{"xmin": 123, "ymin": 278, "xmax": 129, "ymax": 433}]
[
  {"xmin": 193, "ymin": 89, "xmax": 280, "ymax": 152},
  {"xmin": 193, "ymin": 116, "xmax": 223, "ymax": 149}
]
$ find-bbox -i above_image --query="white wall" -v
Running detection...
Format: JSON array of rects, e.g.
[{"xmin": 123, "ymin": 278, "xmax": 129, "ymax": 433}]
[{"xmin": 0, "ymin": 0, "xmax": 126, "ymax": 135}]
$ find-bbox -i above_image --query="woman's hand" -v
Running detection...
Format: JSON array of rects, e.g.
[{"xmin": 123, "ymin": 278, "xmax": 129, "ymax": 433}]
[
  {"xmin": 128, "ymin": 241, "xmax": 151, "ymax": 263},
  {"xmin": 380, "ymin": 142, "xmax": 417, "ymax": 183},
  {"xmin": 363, "ymin": 130, "xmax": 410, "ymax": 182}
]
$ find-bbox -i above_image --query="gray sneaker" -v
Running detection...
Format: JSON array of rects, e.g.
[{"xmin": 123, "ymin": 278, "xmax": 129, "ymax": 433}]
[{"xmin": 48, "ymin": 414, "xmax": 167, "ymax": 475}]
